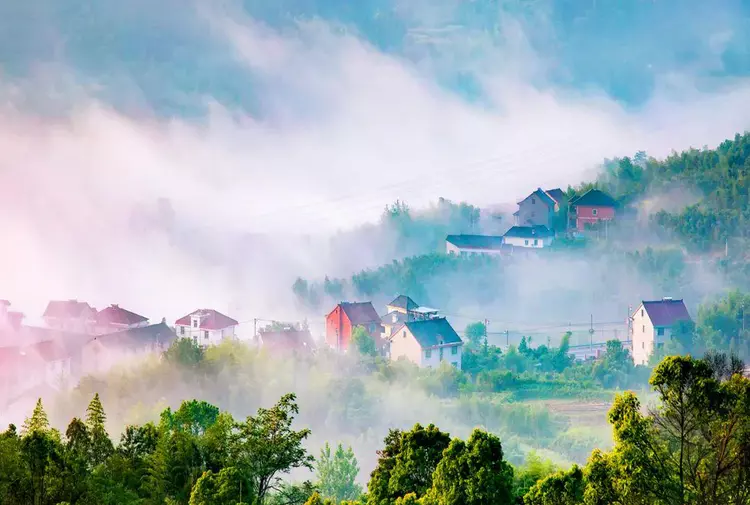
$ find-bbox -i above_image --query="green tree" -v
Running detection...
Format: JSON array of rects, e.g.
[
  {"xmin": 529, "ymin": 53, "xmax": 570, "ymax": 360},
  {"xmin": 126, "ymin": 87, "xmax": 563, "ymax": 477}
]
[
  {"xmin": 523, "ymin": 465, "xmax": 585, "ymax": 505},
  {"xmin": 464, "ymin": 322, "xmax": 486, "ymax": 348},
  {"xmin": 22, "ymin": 399, "xmax": 50, "ymax": 435},
  {"xmin": 351, "ymin": 326, "xmax": 378, "ymax": 357},
  {"xmin": 189, "ymin": 467, "xmax": 247, "ymax": 505},
  {"xmin": 513, "ymin": 452, "xmax": 558, "ymax": 501},
  {"xmin": 161, "ymin": 400, "xmax": 220, "ymax": 437},
  {"xmin": 231, "ymin": 393, "xmax": 314, "ymax": 504},
  {"xmin": 423, "ymin": 429, "xmax": 514, "ymax": 505},
  {"xmin": 164, "ymin": 337, "xmax": 205, "ymax": 366},
  {"xmin": 317, "ymin": 443, "xmax": 363, "ymax": 502},
  {"xmin": 86, "ymin": 393, "xmax": 114, "ymax": 466}
]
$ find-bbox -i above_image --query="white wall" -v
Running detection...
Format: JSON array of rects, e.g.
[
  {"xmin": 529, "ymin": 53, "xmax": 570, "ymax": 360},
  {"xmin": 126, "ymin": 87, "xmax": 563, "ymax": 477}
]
[
  {"xmin": 389, "ymin": 327, "xmax": 423, "ymax": 365},
  {"xmin": 503, "ymin": 235, "xmax": 552, "ymax": 248},
  {"xmin": 422, "ymin": 343, "xmax": 462, "ymax": 369},
  {"xmin": 446, "ymin": 242, "xmax": 506, "ymax": 256},
  {"xmin": 176, "ymin": 324, "xmax": 236, "ymax": 347},
  {"xmin": 631, "ymin": 304, "xmax": 655, "ymax": 365}
]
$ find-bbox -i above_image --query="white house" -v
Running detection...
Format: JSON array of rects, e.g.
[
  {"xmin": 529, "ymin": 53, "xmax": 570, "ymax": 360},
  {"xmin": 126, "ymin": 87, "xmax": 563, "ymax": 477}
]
[
  {"xmin": 175, "ymin": 309, "xmax": 239, "ymax": 347},
  {"xmin": 631, "ymin": 297, "xmax": 692, "ymax": 365},
  {"xmin": 502, "ymin": 225, "xmax": 554, "ymax": 249},
  {"xmin": 388, "ymin": 317, "xmax": 463, "ymax": 369},
  {"xmin": 446, "ymin": 234, "xmax": 512, "ymax": 256}
]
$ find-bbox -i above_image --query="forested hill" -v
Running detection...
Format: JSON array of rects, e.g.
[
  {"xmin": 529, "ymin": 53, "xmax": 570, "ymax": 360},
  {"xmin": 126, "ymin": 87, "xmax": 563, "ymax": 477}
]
[{"xmin": 593, "ymin": 132, "xmax": 750, "ymax": 252}]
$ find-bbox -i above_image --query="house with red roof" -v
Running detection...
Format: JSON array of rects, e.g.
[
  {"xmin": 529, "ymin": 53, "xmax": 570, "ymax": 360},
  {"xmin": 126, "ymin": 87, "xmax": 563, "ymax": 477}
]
[
  {"xmin": 325, "ymin": 301, "xmax": 383, "ymax": 351},
  {"xmin": 175, "ymin": 309, "xmax": 239, "ymax": 348},
  {"xmin": 95, "ymin": 304, "xmax": 149, "ymax": 335},
  {"xmin": 43, "ymin": 300, "xmax": 97, "ymax": 334},
  {"xmin": 631, "ymin": 297, "xmax": 692, "ymax": 365}
]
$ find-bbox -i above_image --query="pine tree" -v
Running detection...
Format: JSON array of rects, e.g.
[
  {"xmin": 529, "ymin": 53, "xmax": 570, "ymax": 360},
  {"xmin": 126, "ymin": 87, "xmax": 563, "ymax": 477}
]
[
  {"xmin": 85, "ymin": 393, "xmax": 113, "ymax": 466},
  {"xmin": 22, "ymin": 399, "xmax": 50, "ymax": 435}
]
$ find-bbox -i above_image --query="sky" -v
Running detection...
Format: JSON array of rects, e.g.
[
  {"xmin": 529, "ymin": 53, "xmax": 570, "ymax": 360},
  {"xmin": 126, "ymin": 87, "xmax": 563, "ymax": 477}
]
[{"xmin": 1, "ymin": 0, "xmax": 750, "ymax": 323}]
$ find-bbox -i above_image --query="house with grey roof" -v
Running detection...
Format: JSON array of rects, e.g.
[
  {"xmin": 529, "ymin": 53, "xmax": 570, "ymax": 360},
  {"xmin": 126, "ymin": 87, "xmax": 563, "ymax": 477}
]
[
  {"xmin": 445, "ymin": 234, "xmax": 512, "ymax": 256},
  {"xmin": 502, "ymin": 225, "xmax": 555, "ymax": 248},
  {"xmin": 631, "ymin": 297, "xmax": 692, "ymax": 365},
  {"xmin": 514, "ymin": 188, "xmax": 565, "ymax": 228},
  {"xmin": 387, "ymin": 317, "xmax": 463, "ymax": 369}
]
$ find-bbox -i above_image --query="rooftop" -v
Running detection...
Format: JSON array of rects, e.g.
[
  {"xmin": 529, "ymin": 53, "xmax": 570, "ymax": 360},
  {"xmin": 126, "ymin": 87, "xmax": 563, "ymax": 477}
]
[
  {"xmin": 403, "ymin": 317, "xmax": 463, "ymax": 349},
  {"xmin": 43, "ymin": 300, "xmax": 96, "ymax": 319},
  {"xmin": 503, "ymin": 225, "xmax": 554, "ymax": 239},
  {"xmin": 387, "ymin": 295, "xmax": 419, "ymax": 311},
  {"xmin": 641, "ymin": 298, "xmax": 692, "ymax": 327},
  {"xmin": 93, "ymin": 322, "xmax": 177, "ymax": 350},
  {"xmin": 338, "ymin": 302, "xmax": 381, "ymax": 325},
  {"xmin": 96, "ymin": 304, "xmax": 149, "ymax": 326},
  {"xmin": 570, "ymin": 189, "xmax": 617, "ymax": 208},
  {"xmin": 175, "ymin": 309, "xmax": 239, "ymax": 330},
  {"xmin": 446, "ymin": 234, "xmax": 507, "ymax": 250}
]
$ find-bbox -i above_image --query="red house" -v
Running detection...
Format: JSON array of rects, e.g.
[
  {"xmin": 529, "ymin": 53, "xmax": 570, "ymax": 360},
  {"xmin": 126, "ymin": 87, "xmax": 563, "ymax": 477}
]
[
  {"xmin": 325, "ymin": 302, "xmax": 382, "ymax": 351},
  {"xmin": 569, "ymin": 189, "xmax": 616, "ymax": 231}
]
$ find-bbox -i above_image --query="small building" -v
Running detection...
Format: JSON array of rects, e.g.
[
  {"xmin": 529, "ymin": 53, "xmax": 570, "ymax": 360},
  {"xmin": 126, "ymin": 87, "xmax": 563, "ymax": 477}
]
[
  {"xmin": 174, "ymin": 309, "xmax": 239, "ymax": 347},
  {"xmin": 325, "ymin": 302, "xmax": 382, "ymax": 351},
  {"xmin": 43, "ymin": 300, "xmax": 97, "ymax": 334},
  {"xmin": 381, "ymin": 295, "xmax": 440, "ymax": 339},
  {"xmin": 95, "ymin": 304, "xmax": 149, "ymax": 335},
  {"xmin": 569, "ymin": 189, "xmax": 616, "ymax": 231},
  {"xmin": 631, "ymin": 298, "xmax": 692, "ymax": 365},
  {"xmin": 388, "ymin": 317, "xmax": 463, "ymax": 369},
  {"xmin": 502, "ymin": 225, "xmax": 554, "ymax": 248},
  {"xmin": 514, "ymin": 188, "xmax": 565, "ymax": 228},
  {"xmin": 259, "ymin": 328, "xmax": 316, "ymax": 354},
  {"xmin": 446, "ymin": 234, "xmax": 512, "ymax": 256},
  {"xmin": 82, "ymin": 322, "xmax": 177, "ymax": 374},
  {"xmin": 386, "ymin": 295, "xmax": 419, "ymax": 315}
]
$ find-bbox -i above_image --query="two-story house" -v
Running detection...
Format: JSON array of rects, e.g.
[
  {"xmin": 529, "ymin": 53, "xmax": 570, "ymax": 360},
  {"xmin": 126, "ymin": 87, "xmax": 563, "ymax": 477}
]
[
  {"xmin": 95, "ymin": 304, "xmax": 149, "ymax": 335},
  {"xmin": 174, "ymin": 309, "xmax": 239, "ymax": 347},
  {"xmin": 513, "ymin": 188, "xmax": 565, "ymax": 228},
  {"xmin": 569, "ymin": 189, "xmax": 617, "ymax": 231},
  {"xmin": 502, "ymin": 225, "xmax": 554, "ymax": 248},
  {"xmin": 388, "ymin": 317, "xmax": 463, "ymax": 369},
  {"xmin": 43, "ymin": 300, "xmax": 97, "ymax": 334},
  {"xmin": 325, "ymin": 301, "xmax": 382, "ymax": 351},
  {"xmin": 631, "ymin": 298, "xmax": 692, "ymax": 365},
  {"xmin": 381, "ymin": 296, "xmax": 440, "ymax": 339}
]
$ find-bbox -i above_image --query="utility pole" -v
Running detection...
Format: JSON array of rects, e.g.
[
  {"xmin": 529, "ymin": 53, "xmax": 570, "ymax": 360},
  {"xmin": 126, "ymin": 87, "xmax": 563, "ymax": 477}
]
[
  {"xmin": 505, "ymin": 329, "xmax": 509, "ymax": 349},
  {"xmin": 589, "ymin": 314, "xmax": 594, "ymax": 350},
  {"xmin": 484, "ymin": 319, "xmax": 489, "ymax": 348},
  {"xmin": 253, "ymin": 318, "xmax": 258, "ymax": 343}
]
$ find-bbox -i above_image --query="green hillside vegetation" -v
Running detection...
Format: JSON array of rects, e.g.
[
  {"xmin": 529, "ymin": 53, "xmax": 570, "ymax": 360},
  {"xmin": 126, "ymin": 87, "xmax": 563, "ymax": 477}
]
[{"xmin": 1, "ymin": 350, "xmax": 747, "ymax": 505}]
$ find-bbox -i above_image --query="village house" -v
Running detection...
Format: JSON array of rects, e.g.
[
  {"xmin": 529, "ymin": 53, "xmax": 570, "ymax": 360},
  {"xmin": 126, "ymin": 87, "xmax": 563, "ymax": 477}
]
[
  {"xmin": 43, "ymin": 300, "xmax": 97, "ymax": 334},
  {"xmin": 174, "ymin": 309, "xmax": 239, "ymax": 348},
  {"xmin": 502, "ymin": 225, "xmax": 555, "ymax": 248},
  {"xmin": 569, "ymin": 189, "xmax": 617, "ymax": 231},
  {"xmin": 445, "ymin": 234, "xmax": 512, "ymax": 256},
  {"xmin": 259, "ymin": 328, "xmax": 316, "ymax": 354},
  {"xmin": 381, "ymin": 295, "xmax": 440, "ymax": 339},
  {"xmin": 94, "ymin": 304, "xmax": 149, "ymax": 335},
  {"xmin": 325, "ymin": 301, "xmax": 382, "ymax": 351},
  {"xmin": 631, "ymin": 298, "xmax": 692, "ymax": 365},
  {"xmin": 81, "ymin": 321, "xmax": 176, "ymax": 375},
  {"xmin": 388, "ymin": 317, "xmax": 463, "ymax": 369},
  {"xmin": 513, "ymin": 188, "xmax": 566, "ymax": 228}
]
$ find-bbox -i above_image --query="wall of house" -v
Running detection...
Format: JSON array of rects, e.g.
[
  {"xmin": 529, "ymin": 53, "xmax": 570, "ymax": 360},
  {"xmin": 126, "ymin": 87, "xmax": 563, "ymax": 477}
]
[
  {"xmin": 422, "ymin": 343, "xmax": 462, "ymax": 369},
  {"xmin": 389, "ymin": 328, "xmax": 424, "ymax": 366},
  {"xmin": 575, "ymin": 206, "xmax": 615, "ymax": 230},
  {"xmin": 175, "ymin": 324, "xmax": 236, "ymax": 347},
  {"xmin": 632, "ymin": 305, "xmax": 655, "ymax": 365},
  {"xmin": 325, "ymin": 306, "xmax": 352, "ymax": 350},
  {"xmin": 446, "ymin": 243, "xmax": 508, "ymax": 256},
  {"xmin": 503, "ymin": 235, "xmax": 552, "ymax": 248},
  {"xmin": 516, "ymin": 196, "xmax": 553, "ymax": 228}
]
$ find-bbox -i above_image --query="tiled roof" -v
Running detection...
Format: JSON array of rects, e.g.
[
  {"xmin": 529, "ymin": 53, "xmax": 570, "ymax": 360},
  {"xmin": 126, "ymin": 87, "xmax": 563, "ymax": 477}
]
[
  {"xmin": 260, "ymin": 329, "xmax": 315, "ymax": 352},
  {"xmin": 43, "ymin": 300, "xmax": 95, "ymax": 319},
  {"xmin": 446, "ymin": 234, "xmax": 506, "ymax": 250},
  {"xmin": 642, "ymin": 299, "xmax": 692, "ymax": 327},
  {"xmin": 503, "ymin": 225, "xmax": 554, "ymax": 239},
  {"xmin": 94, "ymin": 322, "xmax": 177, "ymax": 350},
  {"xmin": 388, "ymin": 295, "xmax": 419, "ymax": 311},
  {"xmin": 175, "ymin": 309, "xmax": 239, "ymax": 330},
  {"xmin": 546, "ymin": 188, "xmax": 566, "ymax": 204},
  {"xmin": 381, "ymin": 310, "xmax": 411, "ymax": 326},
  {"xmin": 518, "ymin": 188, "xmax": 556, "ymax": 207},
  {"xmin": 570, "ymin": 189, "xmax": 616, "ymax": 208},
  {"xmin": 96, "ymin": 305, "xmax": 148, "ymax": 326},
  {"xmin": 340, "ymin": 302, "xmax": 381, "ymax": 325},
  {"xmin": 404, "ymin": 318, "xmax": 462, "ymax": 349}
]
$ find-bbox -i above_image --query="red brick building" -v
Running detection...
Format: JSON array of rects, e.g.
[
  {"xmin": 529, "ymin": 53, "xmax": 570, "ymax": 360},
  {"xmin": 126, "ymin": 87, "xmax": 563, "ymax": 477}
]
[
  {"xmin": 569, "ymin": 189, "xmax": 616, "ymax": 231},
  {"xmin": 325, "ymin": 302, "xmax": 382, "ymax": 351}
]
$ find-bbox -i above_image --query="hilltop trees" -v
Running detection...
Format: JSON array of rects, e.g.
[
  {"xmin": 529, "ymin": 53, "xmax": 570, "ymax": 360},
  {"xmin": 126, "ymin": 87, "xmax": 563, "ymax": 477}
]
[{"xmin": 316, "ymin": 443, "xmax": 362, "ymax": 502}]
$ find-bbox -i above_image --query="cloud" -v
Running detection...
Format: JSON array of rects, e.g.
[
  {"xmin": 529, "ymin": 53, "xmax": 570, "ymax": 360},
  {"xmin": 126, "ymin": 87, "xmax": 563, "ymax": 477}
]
[{"xmin": 0, "ymin": 0, "xmax": 749, "ymax": 323}]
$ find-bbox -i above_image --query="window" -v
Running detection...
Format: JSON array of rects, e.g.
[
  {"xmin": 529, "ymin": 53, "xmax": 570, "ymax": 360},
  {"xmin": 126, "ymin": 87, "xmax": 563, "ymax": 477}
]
[
  {"xmin": 524, "ymin": 239, "xmax": 529, "ymax": 246},
  {"xmin": 192, "ymin": 319, "xmax": 198, "ymax": 328},
  {"xmin": 204, "ymin": 330, "xmax": 209, "ymax": 339},
  {"xmin": 642, "ymin": 325, "xmax": 645, "ymax": 333},
  {"xmin": 451, "ymin": 362, "xmax": 458, "ymax": 368},
  {"xmin": 657, "ymin": 328, "xmax": 664, "ymax": 336},
  {"xmin": 657, "ymin": 343, "xmax": 664, "ymax": 349},
  {"xmin": 642, "ymin": 342, "xmax": 645, "ymax": 349},
  {"xmin": 531, "ymin": 211, "xmax": 535, "ymax": 218},
  {"xmin": 531, "ymin": 197, "xmax": 535, "ymax": 204},
  {"xmin": 193, "ymin": 336, "xmax": 198, "ymax": 345},
  {"xmin": 451, "ymin": 346, "xmax": 458, "ymax": 355},
  {"xmin": 533, "ymin": 239, "xmax": 538, "ymax": 246},
  {"xmin": 425, "ymin": 349, "xmax": 432, "ymax": 358},
  {"xmin": 180, "ymin": 326, "xmax": 185, "ymax": 335},
  {"xmin": 592, "ymin": 209, "xmax": 598, "ymax": 216},
  {"xmin": 402, "ymin": 331, "xmax": 406, "ymax": 338},
  {"xmin": 439, "ymin": 348, "xmax": 444, "ymax": 361},
  {"xmin": 641, "ymin": 309, "xmax": 644, "ymax": 317}
]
